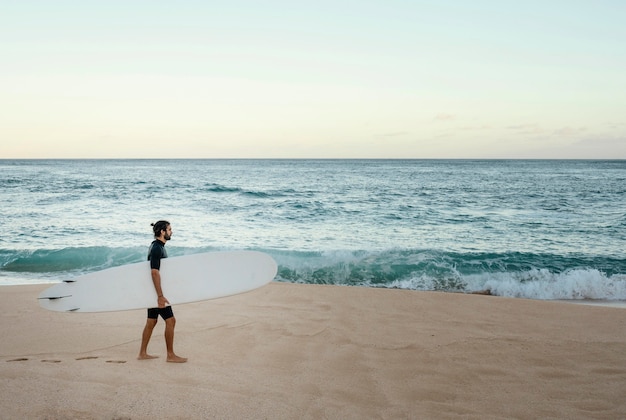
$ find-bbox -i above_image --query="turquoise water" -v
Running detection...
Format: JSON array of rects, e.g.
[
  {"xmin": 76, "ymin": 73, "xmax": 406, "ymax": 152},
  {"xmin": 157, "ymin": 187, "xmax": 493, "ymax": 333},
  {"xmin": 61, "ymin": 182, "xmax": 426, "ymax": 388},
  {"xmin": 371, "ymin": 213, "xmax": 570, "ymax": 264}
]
[{"xmin": 1, "ymin": 159, "xmax": 625, "ymax": 300}]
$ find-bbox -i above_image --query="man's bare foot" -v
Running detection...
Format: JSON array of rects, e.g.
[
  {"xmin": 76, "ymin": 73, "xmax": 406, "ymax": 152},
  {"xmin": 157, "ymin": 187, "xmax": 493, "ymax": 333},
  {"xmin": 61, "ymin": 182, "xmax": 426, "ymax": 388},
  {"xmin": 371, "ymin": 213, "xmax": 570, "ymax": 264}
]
[
  {"xmin": 137, "ymin": 354, "xmax": 159, "ymax": 360},
  {"xmin": 167, "ymin": 354, "xmax": 188, "ymax": 363}
]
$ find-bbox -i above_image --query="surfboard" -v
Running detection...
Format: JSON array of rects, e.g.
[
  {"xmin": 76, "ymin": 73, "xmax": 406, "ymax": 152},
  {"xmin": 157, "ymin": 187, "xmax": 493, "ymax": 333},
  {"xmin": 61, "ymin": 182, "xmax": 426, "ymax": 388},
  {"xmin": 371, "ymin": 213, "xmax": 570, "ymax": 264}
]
[{"xmin": 38, "ymin": 251, "xmax": 277, "ymax": 313}]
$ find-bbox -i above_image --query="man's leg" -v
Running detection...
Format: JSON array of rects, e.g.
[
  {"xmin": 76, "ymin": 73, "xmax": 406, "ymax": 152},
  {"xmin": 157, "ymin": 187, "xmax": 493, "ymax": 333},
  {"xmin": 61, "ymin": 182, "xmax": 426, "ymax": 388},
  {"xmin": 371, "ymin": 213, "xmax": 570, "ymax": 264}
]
[
  {"xmin": 164, "ymin": 316, "xmax": 187, "ymax": 363},
  {"xmin": 138, "ymin": 316, "xmax": 159, "ymax": 360}
]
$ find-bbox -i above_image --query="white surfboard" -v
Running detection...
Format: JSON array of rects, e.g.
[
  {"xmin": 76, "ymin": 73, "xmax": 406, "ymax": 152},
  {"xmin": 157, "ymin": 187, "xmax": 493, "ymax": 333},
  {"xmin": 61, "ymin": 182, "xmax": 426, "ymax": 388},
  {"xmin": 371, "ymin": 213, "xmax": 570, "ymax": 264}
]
[{"xmin": 38, "ymin": 251, "xmax": 277, "ymax": 313}]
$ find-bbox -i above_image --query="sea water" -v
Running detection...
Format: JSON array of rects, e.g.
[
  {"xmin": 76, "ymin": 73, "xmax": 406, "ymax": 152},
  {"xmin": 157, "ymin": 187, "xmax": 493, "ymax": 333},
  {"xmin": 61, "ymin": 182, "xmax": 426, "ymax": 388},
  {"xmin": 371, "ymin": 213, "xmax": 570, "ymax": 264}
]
[{"xmin": 1, "ymin": 159, "xmax": 625, "ymax": 301}]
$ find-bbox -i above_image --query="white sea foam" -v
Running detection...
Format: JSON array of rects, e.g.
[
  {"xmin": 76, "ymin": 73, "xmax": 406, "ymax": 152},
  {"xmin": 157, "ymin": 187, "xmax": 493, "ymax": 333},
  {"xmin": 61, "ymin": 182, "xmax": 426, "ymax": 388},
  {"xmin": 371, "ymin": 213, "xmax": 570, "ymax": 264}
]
[
  {"xmin": 466, "ymin": 269, "xmax": 626, "ymax": 300},
  {"xmin": 379, "ymin": 268, "xmax": 626, "ymax": 301}
]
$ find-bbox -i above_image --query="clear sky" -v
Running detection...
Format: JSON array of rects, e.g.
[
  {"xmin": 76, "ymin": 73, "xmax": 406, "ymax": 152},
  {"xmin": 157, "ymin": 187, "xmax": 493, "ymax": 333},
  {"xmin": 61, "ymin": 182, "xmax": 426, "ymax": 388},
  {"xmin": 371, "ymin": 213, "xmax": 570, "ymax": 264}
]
[{"xmin": 1, "ymin": 0, "xmax": 625, "ymax": 158}]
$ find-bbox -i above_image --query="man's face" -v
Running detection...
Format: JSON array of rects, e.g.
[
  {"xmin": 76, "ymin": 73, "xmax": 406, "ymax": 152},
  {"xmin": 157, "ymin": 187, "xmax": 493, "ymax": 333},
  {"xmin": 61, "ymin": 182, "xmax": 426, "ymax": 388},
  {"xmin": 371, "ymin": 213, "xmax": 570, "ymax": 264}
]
[{"xmin": 164, "ymin": 225, "xmax": 172, "ymax": 241}]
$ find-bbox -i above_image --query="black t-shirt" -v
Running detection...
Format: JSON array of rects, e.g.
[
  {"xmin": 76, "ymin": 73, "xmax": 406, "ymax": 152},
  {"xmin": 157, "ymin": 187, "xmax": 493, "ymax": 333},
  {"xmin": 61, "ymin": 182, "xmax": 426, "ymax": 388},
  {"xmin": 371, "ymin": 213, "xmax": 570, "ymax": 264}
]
[{"xmin": 148, "ymin": 239, "xmax": 168, "ymax": 270}]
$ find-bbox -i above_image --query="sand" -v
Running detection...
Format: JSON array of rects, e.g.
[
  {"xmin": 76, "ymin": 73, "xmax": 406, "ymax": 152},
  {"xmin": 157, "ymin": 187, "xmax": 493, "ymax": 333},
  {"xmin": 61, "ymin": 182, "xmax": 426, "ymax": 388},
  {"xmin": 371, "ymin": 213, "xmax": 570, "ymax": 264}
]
[{"xmin": 1, "ymin": 282, "xmax": 625, "ymax": 419}]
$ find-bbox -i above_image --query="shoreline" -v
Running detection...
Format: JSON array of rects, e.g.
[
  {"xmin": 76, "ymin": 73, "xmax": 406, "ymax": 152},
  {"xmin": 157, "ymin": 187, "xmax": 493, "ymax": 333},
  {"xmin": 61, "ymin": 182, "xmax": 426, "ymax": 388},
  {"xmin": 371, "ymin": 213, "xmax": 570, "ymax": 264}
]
[
  {"xmin": 4, "ymin": 281, "xmax": 626, "ymax": 308},
  {"xmin": 2, "ymin": 282, "xmax": 626, "ymax": 419}
]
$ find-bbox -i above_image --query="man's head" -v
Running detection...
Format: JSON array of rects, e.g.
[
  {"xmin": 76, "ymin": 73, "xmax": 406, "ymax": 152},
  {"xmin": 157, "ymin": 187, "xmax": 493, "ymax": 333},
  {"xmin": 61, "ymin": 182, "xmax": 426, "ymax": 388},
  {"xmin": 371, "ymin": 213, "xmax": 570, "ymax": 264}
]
[{"xmin": 151, "ymin": 220, "xmax": 172, "ymax": 241}]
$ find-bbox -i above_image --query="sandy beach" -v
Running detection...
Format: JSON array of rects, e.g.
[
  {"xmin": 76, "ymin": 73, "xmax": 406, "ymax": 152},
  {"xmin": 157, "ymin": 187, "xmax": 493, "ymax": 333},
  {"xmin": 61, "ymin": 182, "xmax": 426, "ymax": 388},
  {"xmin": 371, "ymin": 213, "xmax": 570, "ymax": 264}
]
[{"xmin": 1, "ymin": 283, "xmax": 625, "ymax": 419}]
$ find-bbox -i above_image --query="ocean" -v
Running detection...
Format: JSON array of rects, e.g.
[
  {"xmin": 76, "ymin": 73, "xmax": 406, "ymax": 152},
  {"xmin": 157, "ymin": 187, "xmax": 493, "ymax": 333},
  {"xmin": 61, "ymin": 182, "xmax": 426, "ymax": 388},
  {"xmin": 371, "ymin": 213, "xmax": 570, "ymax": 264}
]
[{"xmin": 1, "ymin": 159, "xmax": 625, "ymax": 302}]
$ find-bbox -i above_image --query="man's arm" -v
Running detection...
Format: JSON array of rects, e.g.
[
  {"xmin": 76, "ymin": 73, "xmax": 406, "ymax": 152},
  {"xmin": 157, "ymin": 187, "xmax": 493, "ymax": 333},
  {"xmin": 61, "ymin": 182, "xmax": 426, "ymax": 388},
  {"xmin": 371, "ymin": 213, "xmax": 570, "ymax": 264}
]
[{"xmin": 151, "ymin": 268, "xmax": 169, "ymax": 308}]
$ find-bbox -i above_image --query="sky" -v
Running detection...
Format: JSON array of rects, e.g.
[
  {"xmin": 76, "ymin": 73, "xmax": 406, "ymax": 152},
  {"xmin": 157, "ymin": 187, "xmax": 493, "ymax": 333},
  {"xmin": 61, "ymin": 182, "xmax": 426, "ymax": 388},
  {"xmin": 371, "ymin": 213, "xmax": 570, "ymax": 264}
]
[{"xmin": 1, "ymin": 0, "xmax": 625, "ymax": 159}]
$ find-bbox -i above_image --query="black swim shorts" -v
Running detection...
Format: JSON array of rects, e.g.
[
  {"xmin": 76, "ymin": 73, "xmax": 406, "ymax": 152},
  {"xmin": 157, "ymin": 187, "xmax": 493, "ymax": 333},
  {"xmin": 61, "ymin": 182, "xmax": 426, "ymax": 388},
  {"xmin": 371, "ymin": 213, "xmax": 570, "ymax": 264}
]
[{"xmin": 147, "ymin": 306, "xmax": 174, "ymax": 320}]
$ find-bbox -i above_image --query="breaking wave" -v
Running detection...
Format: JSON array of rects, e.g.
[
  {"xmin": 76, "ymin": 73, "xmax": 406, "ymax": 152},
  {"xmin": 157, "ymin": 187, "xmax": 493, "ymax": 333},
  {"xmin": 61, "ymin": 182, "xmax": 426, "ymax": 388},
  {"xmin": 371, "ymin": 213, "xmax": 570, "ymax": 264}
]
[{"xmin": 2, "ymin": 246, "xmax": 625, "ymax": 301}]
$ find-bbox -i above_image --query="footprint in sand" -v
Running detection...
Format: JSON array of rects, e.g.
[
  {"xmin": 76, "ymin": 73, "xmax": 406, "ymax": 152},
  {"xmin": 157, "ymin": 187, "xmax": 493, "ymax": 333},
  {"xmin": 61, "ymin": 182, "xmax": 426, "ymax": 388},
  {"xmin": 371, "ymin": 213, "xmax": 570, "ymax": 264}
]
[{"xmin": 7, "ymin": 357, "xmax": 126, "ymax": 364}]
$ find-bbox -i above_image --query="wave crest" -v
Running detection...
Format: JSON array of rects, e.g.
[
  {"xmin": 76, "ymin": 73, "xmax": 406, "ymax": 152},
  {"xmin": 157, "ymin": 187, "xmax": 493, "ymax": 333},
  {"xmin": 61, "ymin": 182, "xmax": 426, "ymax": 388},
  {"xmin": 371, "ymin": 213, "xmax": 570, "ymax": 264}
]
[{"xmin": 1, "ymin": 246, "xmax": 625, "ymax": 300}]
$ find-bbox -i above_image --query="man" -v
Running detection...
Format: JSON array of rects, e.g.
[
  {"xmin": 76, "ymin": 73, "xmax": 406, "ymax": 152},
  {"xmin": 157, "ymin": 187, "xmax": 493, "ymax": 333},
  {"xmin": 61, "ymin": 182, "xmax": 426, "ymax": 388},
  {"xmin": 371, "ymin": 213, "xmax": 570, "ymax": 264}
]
[{"xmin": 137, "ymin": 220, "xmax": 187, "ymax": 363}]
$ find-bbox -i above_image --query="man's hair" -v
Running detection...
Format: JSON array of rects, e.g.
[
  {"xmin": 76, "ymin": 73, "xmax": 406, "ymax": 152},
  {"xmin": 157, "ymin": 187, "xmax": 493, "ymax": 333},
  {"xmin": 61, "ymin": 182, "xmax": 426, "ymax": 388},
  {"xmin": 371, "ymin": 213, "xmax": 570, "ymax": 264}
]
[{"xmin": 151, "ymin": 220, "xmax": 170, "ymax": 238}]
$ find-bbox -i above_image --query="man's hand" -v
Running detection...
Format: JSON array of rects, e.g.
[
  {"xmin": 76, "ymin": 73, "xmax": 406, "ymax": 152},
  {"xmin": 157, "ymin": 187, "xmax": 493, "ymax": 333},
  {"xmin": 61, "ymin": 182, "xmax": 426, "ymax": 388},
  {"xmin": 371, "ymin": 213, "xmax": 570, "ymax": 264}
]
[{"xmin": 158, "ymin": 295, "xmax": 169, "ymax": 308}]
